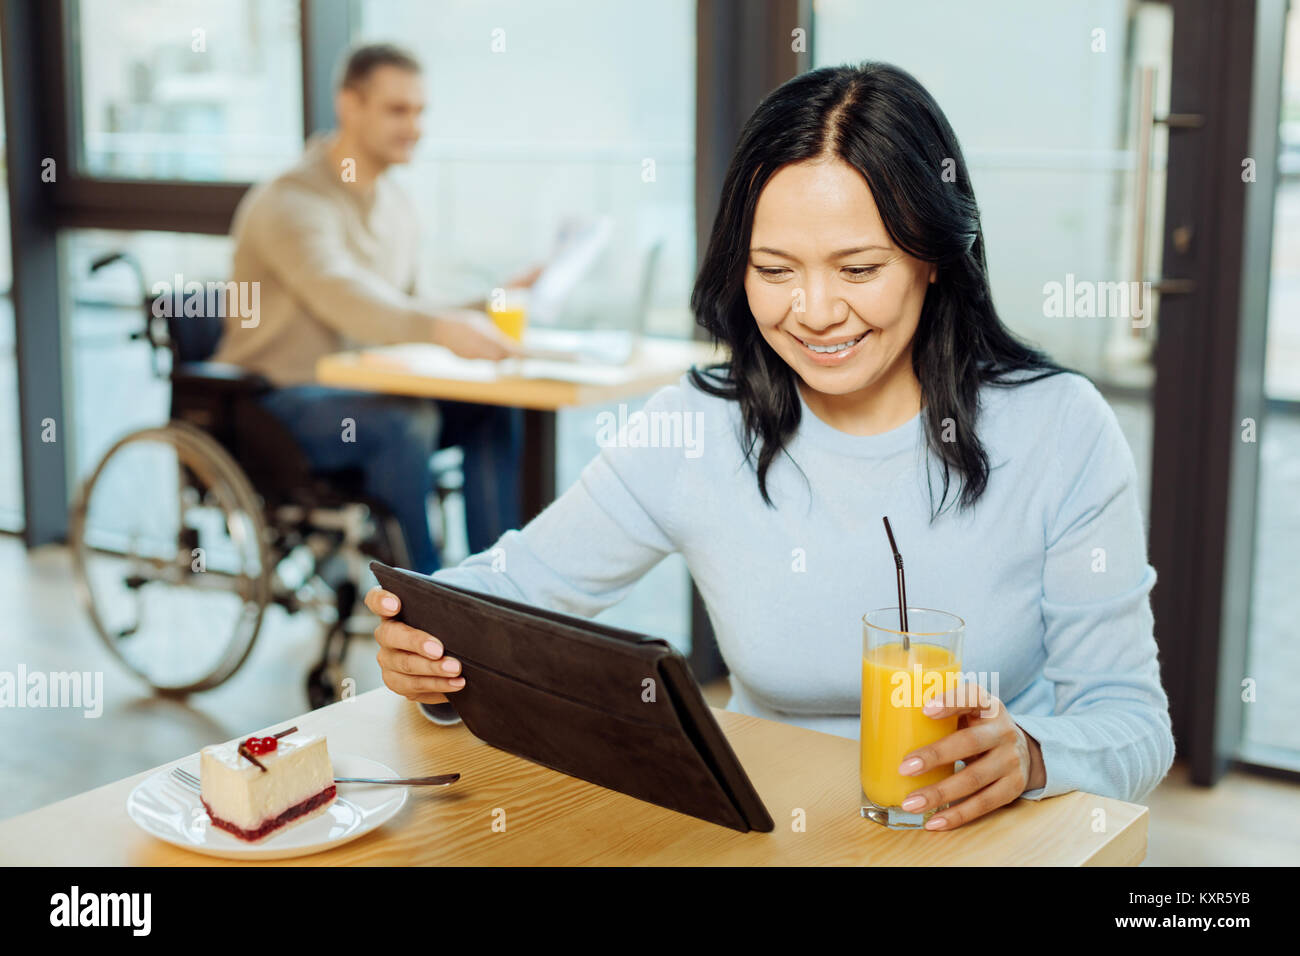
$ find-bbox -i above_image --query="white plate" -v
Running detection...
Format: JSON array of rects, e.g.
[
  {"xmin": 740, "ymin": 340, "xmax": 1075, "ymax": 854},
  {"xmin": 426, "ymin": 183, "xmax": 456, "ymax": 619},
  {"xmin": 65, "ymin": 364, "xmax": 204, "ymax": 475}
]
[{"xmin": 127, "ymin": 753, "xmax": 408, "ymax": 861}]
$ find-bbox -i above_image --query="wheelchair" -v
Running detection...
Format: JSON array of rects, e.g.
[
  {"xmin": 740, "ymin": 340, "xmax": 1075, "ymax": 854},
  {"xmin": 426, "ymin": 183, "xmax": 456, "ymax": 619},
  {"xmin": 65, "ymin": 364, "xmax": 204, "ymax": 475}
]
[{"xmin": 69, "ymin": 252, "xmax": 455, "ymax": 708}]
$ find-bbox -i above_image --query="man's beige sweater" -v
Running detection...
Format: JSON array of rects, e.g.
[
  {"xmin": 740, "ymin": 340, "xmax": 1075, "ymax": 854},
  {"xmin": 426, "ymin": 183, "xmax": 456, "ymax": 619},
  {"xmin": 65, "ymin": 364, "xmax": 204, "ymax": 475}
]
[{"xmin": 213, "ymin": 134, "xmax": 439, "ymax": 386}]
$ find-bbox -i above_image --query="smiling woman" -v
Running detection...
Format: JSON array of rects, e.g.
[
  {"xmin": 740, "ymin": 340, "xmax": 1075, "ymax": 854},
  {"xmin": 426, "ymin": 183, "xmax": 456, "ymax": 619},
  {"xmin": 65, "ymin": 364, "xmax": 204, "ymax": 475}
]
[
  {"xmin": 368, "ymin": 61, "xmax": 1176, "ymax": 831},
  {"xmin": 690, "ymin": 61, "xmax": 1073, "ymax": 510},
  {"xmin": 745, "ymin": 159, "xmax": 934, "ymax": 433}
]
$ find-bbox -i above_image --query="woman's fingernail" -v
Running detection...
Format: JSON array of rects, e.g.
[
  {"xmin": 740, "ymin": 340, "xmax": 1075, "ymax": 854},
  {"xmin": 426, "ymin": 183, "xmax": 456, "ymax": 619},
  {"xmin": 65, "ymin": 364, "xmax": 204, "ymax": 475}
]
[
  {"xmin": 925, "ymin": 816, "xmax": 947, "ymax": 829},
  {"xmin": 899, "ymin": 757, "xmax": 923, "ymax": 774},
  {"xmin": 923, "ymin": 700, "xmax": 941, "ymax": 715},
  {"xmin": 441, "ymin": 659, "xmax": 459, "ymax": 674},
  {"xmin": 449, "ymin": 677, "xmax": 465, "ymax": 687},
  {"xmin": 901, "ymin": 795, "xmax": 926, "ymax": 811},
  {"xmin": 382, "ymin": 596, "xmax": 399, "ymax": 612},
  {"xmin": 422, "ymin": 640, "xmax": 442, "ymax": 658}
]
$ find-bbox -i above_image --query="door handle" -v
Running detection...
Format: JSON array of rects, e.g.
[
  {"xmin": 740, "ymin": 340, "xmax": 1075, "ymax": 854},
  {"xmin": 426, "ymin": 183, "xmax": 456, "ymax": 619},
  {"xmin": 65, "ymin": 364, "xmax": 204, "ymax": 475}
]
[{"xmin": 1130, "ymin": 67, "xmax": 1201, "ymax": 335}]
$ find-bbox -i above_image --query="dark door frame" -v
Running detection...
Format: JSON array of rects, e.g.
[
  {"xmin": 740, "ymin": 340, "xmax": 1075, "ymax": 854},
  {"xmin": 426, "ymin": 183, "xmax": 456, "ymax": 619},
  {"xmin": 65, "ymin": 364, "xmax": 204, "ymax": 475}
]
[
  {"xmin": 1150, "ymin": 0, "xmax": 1286, "ymax": 786},
  {"xmin": 689, "ymin": 0, "xmax": 809, "ymax": 682}
]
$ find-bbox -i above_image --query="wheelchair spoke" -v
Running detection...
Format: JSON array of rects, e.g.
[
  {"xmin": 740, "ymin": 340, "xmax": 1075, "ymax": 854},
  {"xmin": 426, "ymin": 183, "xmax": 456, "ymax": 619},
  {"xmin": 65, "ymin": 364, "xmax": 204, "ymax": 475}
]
[{"xmin": 70, "ymin": 424, "xmax": 270, "ymax": 693}]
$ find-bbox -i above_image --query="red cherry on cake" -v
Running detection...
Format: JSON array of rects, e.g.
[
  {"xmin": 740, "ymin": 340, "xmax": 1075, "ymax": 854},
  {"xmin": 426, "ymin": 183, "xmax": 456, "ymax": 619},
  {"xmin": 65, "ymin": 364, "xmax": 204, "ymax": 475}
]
[{"xmin": 242, "ymin": 735, "xmax": 278, "ymax": 755}]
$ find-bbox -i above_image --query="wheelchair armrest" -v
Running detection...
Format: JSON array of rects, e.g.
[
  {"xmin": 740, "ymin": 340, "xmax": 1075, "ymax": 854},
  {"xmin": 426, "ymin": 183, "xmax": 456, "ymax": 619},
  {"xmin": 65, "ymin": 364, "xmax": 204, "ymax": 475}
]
[{"xmin": 172, "ymin": 361, "xmax": 272, "ymax": 395}]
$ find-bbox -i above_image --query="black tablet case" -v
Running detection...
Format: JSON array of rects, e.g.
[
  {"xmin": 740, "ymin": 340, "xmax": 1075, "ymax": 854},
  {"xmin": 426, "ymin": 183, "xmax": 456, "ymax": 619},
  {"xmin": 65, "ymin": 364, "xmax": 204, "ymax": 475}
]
[{"xmin": 371, "ymin": 562, "xmax": 774, "ymax": 833}]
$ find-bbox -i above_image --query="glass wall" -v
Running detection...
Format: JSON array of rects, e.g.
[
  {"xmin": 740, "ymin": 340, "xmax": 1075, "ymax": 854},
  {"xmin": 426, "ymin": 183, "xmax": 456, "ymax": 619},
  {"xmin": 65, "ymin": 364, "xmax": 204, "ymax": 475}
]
[
  {"xmin": 64, "ymin": 230, "xmax": 233, "ymax": 495},
  {"xmin": 355, "ymin": 0, "xmax": 699, "ymax": 651},
  {"xmin": 71, "ymin": 0, "xmax": 302, "ymax": 181},
  {"xmin": 1241, "ymin": 3, "xmax": 1300, "ymax": 769},
  {"xmin": 354, "ymin": 0, "xmax": 696, "ymax": 338}
]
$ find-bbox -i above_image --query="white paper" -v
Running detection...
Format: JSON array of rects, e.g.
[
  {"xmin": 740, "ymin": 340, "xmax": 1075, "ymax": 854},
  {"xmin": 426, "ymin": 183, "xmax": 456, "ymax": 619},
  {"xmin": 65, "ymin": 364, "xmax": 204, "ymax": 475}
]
[
  {"xmin": 355, "ymin": 343, "xmax": 636, "ymax": 386},
  {"xmin": 528, "ymin": 216, "xmax": 615, "ymax": 325}
]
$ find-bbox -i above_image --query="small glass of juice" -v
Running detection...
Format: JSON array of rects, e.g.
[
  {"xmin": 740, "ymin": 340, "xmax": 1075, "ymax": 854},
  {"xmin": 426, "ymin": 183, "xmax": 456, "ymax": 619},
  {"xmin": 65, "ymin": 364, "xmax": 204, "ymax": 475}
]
[
  {"xmin": 860, "ymin": 607, "xmax": 965, "ymax": 829},
  {"xmin": 486, "ymin": 287, "xmax": 529, "ymax": 342}
]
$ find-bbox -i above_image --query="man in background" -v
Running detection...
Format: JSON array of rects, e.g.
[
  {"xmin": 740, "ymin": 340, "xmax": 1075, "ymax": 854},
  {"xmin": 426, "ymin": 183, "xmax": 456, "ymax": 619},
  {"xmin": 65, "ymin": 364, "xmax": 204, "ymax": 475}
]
[{"xmin": 214, "ymin": 43, "xmax": 532, "ymax": 574}]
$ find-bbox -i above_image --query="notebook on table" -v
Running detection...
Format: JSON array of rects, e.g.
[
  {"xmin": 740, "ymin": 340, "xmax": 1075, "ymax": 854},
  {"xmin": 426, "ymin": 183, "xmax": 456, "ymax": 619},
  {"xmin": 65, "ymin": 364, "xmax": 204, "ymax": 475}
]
[{"xmin": 370, "ymin": 562, "xmax": 774, "ymax": 833}]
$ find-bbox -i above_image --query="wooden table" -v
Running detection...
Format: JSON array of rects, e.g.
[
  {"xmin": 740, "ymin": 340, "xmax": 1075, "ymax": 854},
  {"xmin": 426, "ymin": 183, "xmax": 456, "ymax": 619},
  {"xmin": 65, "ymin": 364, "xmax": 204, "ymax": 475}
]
[
  {"xmin": 0, "ymin": 688, "xmax": 1148, "ymax": 865},
  {"xmin": 315, "ymin": 334, "xmax": 723, "ymax": 521}
]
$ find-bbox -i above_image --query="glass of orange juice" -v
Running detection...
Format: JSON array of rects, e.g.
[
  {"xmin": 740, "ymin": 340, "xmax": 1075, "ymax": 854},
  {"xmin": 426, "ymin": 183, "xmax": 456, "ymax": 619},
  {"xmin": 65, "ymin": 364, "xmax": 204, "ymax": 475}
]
[
  {"xmin": 860, "ymin": 607, "xmax": 965, "ymax": 829},
  {"xmin": 486, "ymin": 287, "xmax": 529, "ymax": 343}
]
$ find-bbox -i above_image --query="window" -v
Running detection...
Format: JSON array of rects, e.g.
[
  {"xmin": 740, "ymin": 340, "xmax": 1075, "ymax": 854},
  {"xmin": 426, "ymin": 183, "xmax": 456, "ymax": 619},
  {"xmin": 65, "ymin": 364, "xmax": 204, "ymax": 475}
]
[
  {"xmin": 64, "ymin": 229, "xmax": 233, "ymax": 492},
  {"xmin": 356, "ymin": 0, "xmax": 698, "ymax": 650},
  {"xmin": 354, "ymin": 0, "xmax": 696, "ymax": 338},
  {"xmin": 1241, "ymin": 4, "xmax": 1300, "ymax": 769},
  {"xmin": 70, "ymin": 0, "xmax": 303, "ymax": 181}
]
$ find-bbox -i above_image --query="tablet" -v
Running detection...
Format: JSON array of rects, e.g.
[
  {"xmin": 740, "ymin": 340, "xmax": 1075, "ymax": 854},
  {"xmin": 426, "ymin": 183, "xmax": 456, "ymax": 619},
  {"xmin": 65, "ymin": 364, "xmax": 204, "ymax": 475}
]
[{"xmin": 371, "ymin": 562, "xmax": 774, "ymax": 834}]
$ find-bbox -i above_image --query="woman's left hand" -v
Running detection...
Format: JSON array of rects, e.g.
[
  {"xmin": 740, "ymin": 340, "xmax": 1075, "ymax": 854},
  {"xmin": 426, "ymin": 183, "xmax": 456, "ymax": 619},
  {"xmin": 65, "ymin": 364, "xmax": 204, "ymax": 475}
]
[{"xmin": 897, "ymin": 682, "xmax": 1046, "ymax": 830}]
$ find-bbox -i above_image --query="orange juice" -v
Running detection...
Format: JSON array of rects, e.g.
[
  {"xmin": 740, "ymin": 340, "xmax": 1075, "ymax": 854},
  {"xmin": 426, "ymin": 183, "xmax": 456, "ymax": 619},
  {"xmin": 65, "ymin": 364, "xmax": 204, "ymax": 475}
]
[
  {"xmin": 859, "ymin": 641, "xmax": 961, "ymax": 808},
  {"xmin": 488, "ymin": 305, "xmax": 527, "ymax": 342}
]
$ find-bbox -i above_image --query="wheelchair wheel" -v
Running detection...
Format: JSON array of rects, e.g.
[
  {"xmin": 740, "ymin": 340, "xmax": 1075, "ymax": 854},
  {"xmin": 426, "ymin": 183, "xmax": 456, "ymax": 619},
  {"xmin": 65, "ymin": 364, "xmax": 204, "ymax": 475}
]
[{"xmin": 69, "ymin": 421, "xmax": 272, "ymax": 694}]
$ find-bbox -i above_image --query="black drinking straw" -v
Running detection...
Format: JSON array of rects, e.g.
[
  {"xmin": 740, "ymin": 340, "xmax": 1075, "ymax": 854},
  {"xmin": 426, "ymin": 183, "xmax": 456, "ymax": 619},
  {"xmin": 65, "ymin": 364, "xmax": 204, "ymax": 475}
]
[{"xmin": 881, "ymin": 516, "xmax": 910, "ymax": 649}]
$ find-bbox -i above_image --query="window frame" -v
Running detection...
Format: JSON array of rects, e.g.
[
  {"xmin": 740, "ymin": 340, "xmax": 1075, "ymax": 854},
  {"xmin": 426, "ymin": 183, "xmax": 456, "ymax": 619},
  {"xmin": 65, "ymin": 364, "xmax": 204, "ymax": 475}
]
[{"xmin": 41, "ymin": 0, "xmax": 348, "ymax": 235}]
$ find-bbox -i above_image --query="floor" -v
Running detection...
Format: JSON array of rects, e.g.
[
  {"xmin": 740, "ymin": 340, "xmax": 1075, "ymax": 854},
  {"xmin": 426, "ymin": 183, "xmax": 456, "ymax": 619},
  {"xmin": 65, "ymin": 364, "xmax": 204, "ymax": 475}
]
[{"xmin": 1, "ymin": 535, "xmax": 1295, "ymax": 865}]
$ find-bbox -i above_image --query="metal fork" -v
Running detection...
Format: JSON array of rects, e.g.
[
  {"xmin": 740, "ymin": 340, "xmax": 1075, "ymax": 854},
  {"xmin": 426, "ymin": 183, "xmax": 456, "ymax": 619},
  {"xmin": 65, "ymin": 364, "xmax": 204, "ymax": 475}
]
[{"xmin": 170, "ymin": 767, "xmax": 459, "ymax": 792}]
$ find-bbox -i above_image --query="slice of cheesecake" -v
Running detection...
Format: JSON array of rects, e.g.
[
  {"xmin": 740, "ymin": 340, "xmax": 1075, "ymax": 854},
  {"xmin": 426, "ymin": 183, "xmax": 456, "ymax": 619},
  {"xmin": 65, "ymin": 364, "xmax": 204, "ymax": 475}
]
[{"xmin": 199, "ymin": 729, "xmax": 336, "ymax": 842}]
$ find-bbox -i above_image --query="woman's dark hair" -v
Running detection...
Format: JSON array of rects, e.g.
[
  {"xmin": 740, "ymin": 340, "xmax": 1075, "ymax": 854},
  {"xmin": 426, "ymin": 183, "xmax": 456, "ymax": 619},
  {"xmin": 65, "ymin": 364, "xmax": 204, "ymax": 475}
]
[{"xmin": 689, "ymin": 61, "xmax": 1076, "ymax": 519}]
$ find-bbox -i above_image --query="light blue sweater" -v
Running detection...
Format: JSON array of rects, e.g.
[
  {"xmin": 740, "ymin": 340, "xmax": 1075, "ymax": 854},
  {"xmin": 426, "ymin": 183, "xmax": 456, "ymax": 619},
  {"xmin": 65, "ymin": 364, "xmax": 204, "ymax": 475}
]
[{"xmin": 421, "ymin": 368, "xmax": 1176, "ymax": 804}]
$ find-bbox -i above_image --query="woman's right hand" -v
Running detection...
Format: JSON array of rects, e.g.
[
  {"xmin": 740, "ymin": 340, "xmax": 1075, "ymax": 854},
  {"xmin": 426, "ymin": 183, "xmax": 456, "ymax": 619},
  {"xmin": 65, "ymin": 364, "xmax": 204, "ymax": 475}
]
[{"xmin": 365, "ymin": 586, "xmax": 466, "ymax": 705}]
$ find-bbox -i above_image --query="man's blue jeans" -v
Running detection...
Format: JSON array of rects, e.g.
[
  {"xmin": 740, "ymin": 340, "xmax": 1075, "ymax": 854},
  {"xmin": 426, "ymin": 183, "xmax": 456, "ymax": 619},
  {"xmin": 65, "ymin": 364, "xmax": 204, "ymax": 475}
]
[{"xmin": 257, "ymin": 386, "xmax": 522, "ymax": 574}]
